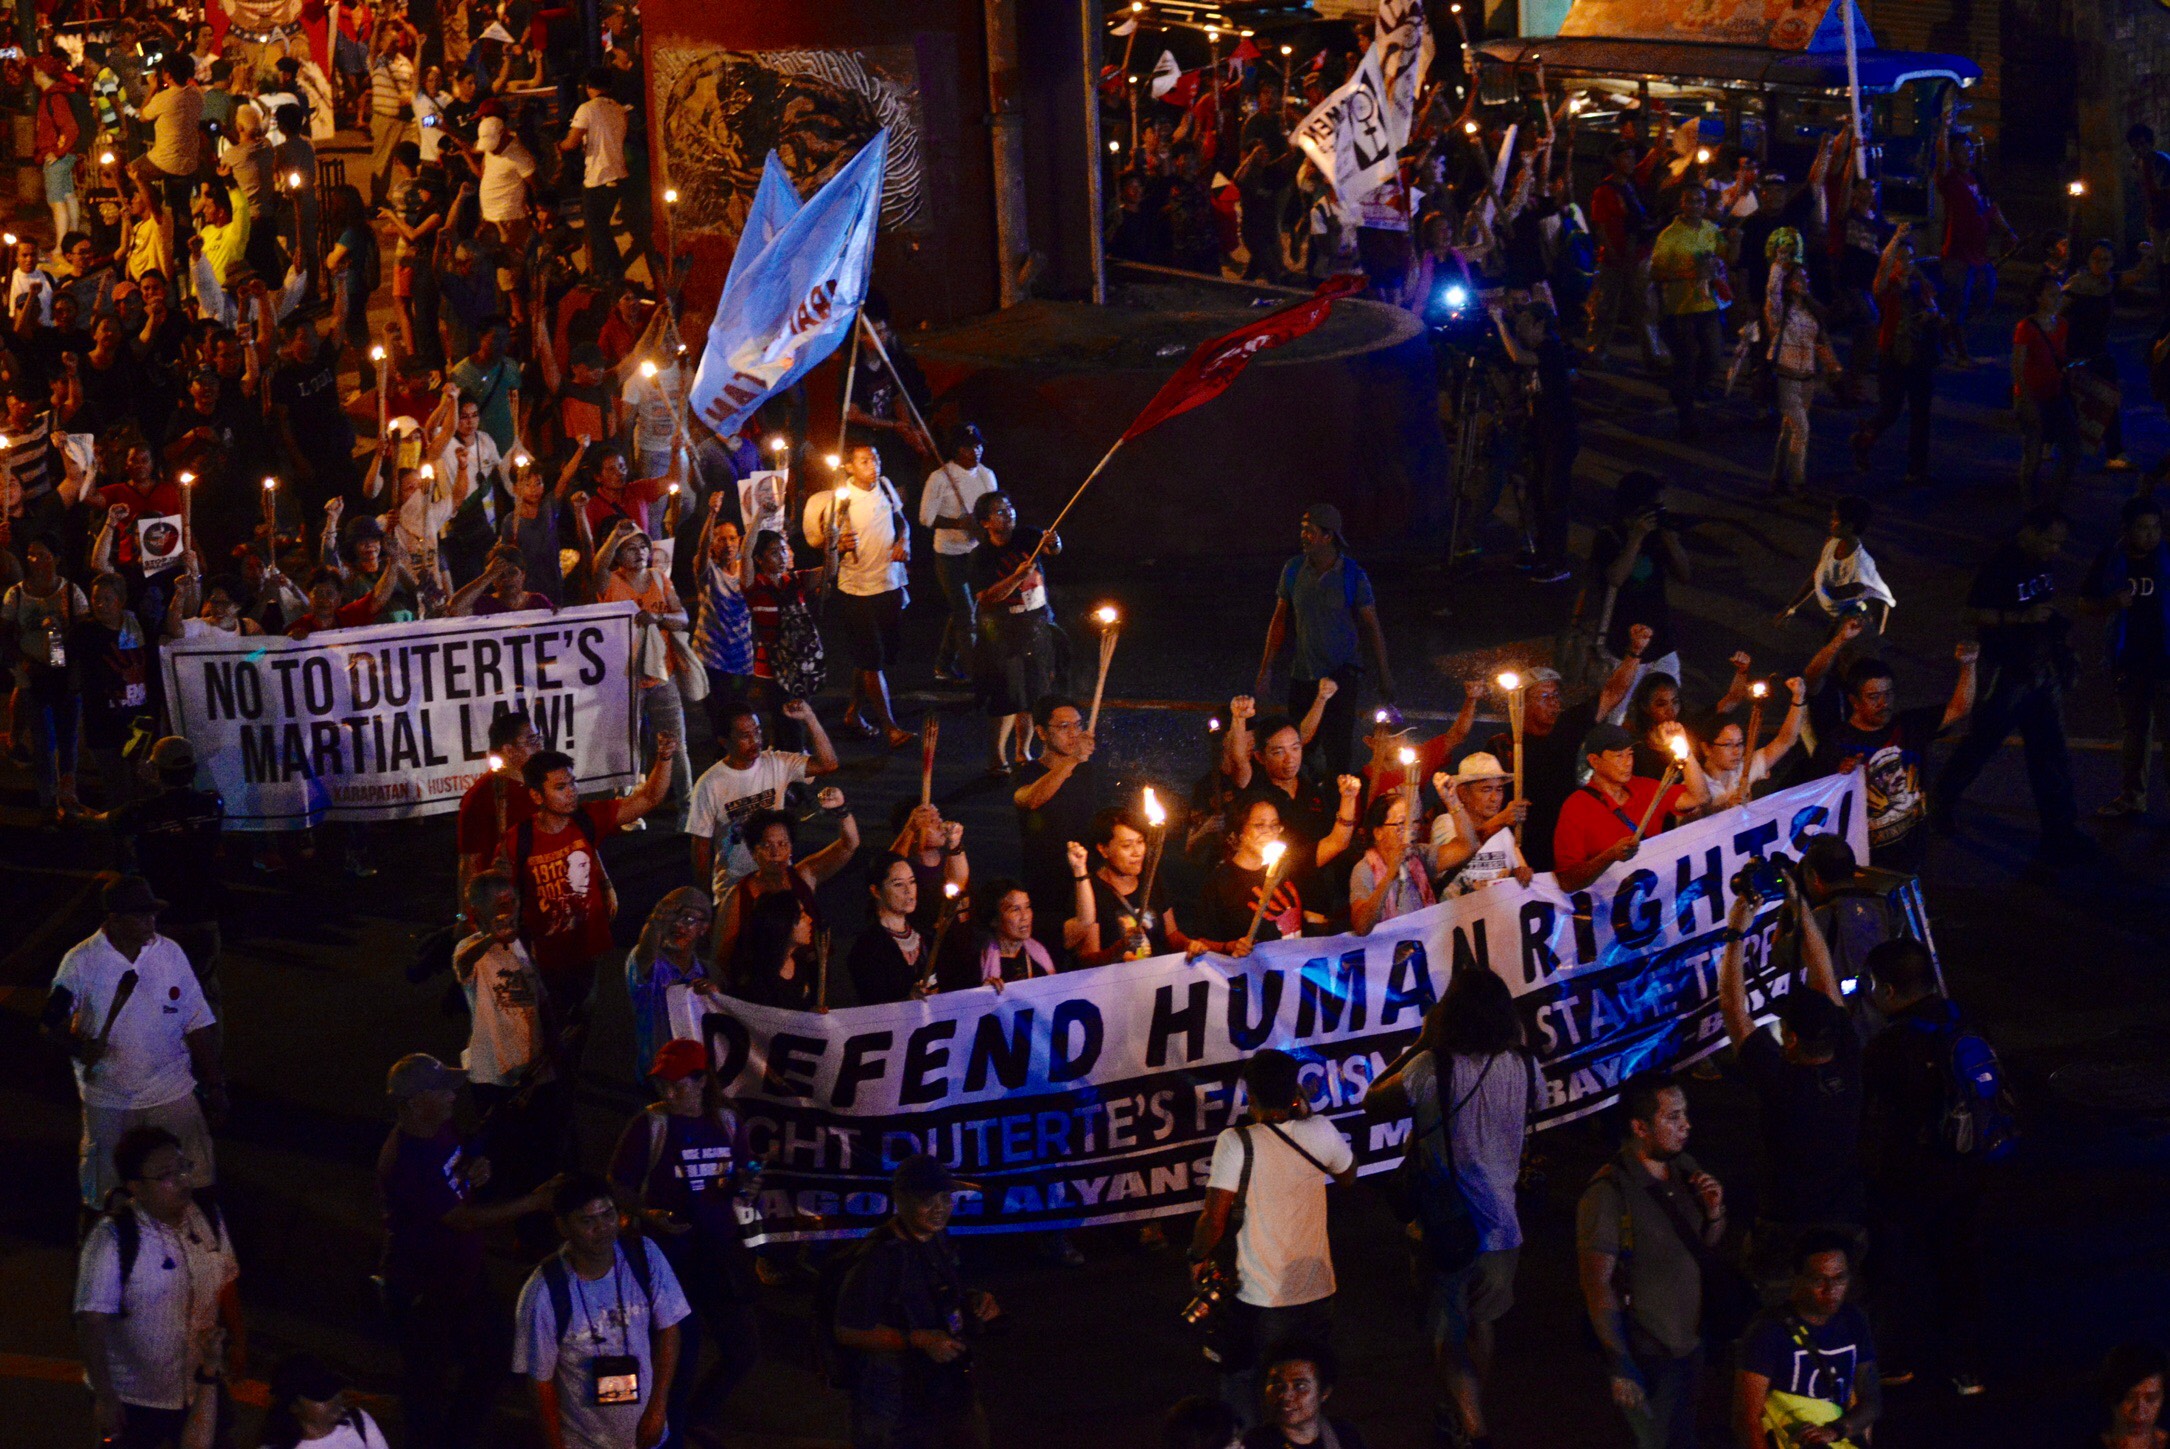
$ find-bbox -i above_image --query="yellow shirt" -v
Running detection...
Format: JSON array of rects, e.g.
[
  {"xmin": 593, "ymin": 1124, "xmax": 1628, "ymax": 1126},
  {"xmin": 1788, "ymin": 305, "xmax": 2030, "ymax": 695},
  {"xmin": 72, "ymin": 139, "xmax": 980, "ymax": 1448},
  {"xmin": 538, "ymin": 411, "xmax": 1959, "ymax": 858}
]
[
  {"xmin": 1650, "ymin": 217, "xmax": 1724, "ymax": 316},
  {"xmin": 125, "ymin": 215, "xmax": 171, "ymax": 283},
  {"xmin": 200, "ymin": 185, "xmax": 250, "ymax": 286}
]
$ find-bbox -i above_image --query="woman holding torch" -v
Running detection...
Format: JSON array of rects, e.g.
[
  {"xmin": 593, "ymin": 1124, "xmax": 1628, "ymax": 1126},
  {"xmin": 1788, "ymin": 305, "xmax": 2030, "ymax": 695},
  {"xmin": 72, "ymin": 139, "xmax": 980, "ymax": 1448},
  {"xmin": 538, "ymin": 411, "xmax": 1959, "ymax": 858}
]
[
  {"xmin": 1349, "ymin": 790, "xmax": 1435, "ymax": 935},
  {"xmin": 1070, "ymin": 802, "xmax": 1190, "ymax": 965},
  {"xmin": 1188, "ymin": 797, "xmax": 1321, "ymax": 957},
  {"xmin": 1693, "ymin": 676, "xmax": 1807, "ymax": 812}
]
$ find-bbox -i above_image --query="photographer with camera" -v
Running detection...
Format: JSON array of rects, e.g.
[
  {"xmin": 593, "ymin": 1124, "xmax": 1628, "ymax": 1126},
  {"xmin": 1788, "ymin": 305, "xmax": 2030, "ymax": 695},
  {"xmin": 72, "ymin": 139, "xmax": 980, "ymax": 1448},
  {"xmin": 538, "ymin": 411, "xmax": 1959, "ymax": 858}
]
[
  {"xmin": 1717, "ymin": 861, "xmax": 1866, "ymax": 1304},
  {"xmin": 1189, "ymin": 1049, "xmax": 1356, "ymax": 1427},
  {"xmin": 834, "ymin": 1154, "xmax": 1000, "ymax": 1448}
]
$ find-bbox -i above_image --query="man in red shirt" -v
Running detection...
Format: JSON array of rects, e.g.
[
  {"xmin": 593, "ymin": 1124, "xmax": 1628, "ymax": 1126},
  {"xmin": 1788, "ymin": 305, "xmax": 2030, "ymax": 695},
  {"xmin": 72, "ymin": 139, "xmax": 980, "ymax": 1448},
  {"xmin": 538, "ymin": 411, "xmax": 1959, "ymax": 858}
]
[
  {"xmin": 1585, "ymin": 142, "xmax": 1657, "ymax": 367},
  {"xmin": 513, "ymin": 738, "xmax": 677, "ymax": 1021},
  {"xmin": 1552, "ymin": 723, "xmax": 1699, "ymax": 892},
  {"xmin": 1932, "ymin": 102, "xmax": 2017, "ymax": 367},
  {"xmin": 457, "ymin": 708, "xmax": 546, "ymax": 924},
  {"xmin": 2011, "ymin": 273, "xmax": 2078, "ymax": 508}
]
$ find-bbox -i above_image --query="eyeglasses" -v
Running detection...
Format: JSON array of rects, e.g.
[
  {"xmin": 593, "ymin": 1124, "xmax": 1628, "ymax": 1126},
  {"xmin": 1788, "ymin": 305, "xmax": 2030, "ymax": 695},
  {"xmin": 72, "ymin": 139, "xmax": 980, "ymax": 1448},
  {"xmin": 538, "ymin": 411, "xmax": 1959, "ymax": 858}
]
[{"xmin": 136, "ymin": 1156, "xmax": 195, "ymax": 1184}]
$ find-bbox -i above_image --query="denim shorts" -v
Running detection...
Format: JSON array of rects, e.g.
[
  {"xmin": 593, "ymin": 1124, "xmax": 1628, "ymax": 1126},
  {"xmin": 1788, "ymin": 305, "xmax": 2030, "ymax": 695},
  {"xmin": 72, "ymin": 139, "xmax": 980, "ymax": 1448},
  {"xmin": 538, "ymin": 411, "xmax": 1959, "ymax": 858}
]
[
  {"xmin": 1428, "ymin": 1246, "xmax": 1520, "ymax": 1347},
  {"xmin": 42, "ymin": 154, "xmax": 77, "ymax": 200}
]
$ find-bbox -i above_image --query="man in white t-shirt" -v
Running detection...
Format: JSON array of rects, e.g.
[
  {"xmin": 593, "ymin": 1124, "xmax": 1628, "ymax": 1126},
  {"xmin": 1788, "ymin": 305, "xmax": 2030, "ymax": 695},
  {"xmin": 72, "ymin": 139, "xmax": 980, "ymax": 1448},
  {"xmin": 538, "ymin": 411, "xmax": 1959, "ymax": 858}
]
[
  {"xmin": 560, "ymin": 67, "xmax": 633, "ymax": 282},
  {"xmin": 514, "ymin": 1173, "xmax": 691, "ymax": 1449},
  {"xmin": 75, "ymin": 1125, "xmax": 241, "ymax": 1445},
  {"xmin": 803, "ymin": 443, "xmax": 914, "ymax": 747},
  {"xmin": 1189, "ymin": 1049, "xmax": 1355, "ymax": 1424},
  {"xmin": 473, "ymin": 116, "xmax": 538, "ymax": 248},
  {"xmin": 687, "ymin": 699, "xmax": 839, "ymax": 894},
  {"xmin": 454, "ymin": 874, "xmax": 551, "ymax": 1089},
  {"xmin": 918, "ymin": 423, "xmax": 996, "ymax": 682},
  {"xmin": 43, "ymin": 876, "xmax": 224, "ymax": 1208},
  {"xmin": 1428, "ymin": 752, "xmax": 1533, "ymax": 897}
]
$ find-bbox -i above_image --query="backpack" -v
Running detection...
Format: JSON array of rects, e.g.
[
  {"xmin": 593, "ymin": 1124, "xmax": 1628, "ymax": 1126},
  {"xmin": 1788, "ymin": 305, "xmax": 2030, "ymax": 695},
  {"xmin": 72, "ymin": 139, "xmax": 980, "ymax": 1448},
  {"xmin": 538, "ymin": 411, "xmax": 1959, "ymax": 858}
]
[
  {"xmin": 770, "ymin": 581, "xmax": 827, "ymax": 700},
  {"xmin": 1908, "ymin": 1002, "xmax": 2018, "ymax": 1161},
  {"xmin": 541, "ymin": 1232, "xmax": 656, "ymax": 1341},
  {"xmin": 108, "ymin": 1193, "xmax": 225, "ymax": 1318},
  {"xmin": 1379, "ymin": 1054, "xmax": 1498, "ymax": 1275},
  {"xmin": 813, "ymin": 1226, "xmax": 884, "ymax": 1389}
]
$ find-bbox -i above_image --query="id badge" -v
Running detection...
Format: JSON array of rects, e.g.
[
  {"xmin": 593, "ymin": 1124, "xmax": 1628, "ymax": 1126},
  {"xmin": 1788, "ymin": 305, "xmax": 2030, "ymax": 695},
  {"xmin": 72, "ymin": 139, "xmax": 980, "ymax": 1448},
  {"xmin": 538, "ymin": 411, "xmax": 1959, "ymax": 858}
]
[
  {"xmin": 591, "ymin": 1353, "xmax": 641, "ymax": 1406},
  {"xmin": 46, "ymin": 630, "xmax": 65, "ymax": 669}
]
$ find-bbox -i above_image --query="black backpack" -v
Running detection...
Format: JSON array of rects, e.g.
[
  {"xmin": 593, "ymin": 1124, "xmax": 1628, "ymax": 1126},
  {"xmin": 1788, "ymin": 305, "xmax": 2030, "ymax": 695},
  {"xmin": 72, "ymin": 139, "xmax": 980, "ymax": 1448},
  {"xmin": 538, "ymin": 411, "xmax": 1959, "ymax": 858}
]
[
  {"xmin": 108, "ymin": 1193, "xmax": 226, "ymax": 1317},
  {"xmin": 540, "ymin": 1232, "xmax": 657, "ymax": 1339},
  {"xmin": 812, "ymin": 1227, "xmax": 884, "ymax": 1389}
]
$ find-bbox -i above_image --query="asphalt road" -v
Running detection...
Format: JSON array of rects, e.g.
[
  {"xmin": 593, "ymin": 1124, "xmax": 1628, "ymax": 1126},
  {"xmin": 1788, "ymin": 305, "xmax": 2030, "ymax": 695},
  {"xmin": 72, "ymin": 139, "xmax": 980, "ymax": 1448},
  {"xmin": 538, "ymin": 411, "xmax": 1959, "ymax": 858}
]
[{"xmin": 7, "ymin": 289, "xmax": 2170, "ymax": 1448}]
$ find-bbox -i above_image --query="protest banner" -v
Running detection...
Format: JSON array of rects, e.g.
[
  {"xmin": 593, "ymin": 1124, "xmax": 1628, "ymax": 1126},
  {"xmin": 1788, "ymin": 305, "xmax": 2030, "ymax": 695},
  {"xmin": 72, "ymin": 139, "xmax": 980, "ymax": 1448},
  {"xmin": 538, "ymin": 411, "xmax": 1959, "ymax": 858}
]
[
  {"xmin": 694, "ymin": 775, "xmax": 1867, "ymax": 1241},
  {"xmin": 160, "ymin": 602, "xmax": 641, "ymax": 830}
]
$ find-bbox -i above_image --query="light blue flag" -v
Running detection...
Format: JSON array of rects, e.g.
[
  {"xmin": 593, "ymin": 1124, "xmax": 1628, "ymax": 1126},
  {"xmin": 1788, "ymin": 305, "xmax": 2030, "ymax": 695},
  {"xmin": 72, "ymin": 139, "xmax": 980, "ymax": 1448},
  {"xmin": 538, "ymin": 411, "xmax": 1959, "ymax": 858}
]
[
  {"xmin": 720, "ymin": 151, "xmax": 803, "ymax": 300},
  {"xmin": 690, "ymin": 130, "xmax": 887, "ymax": 439}
]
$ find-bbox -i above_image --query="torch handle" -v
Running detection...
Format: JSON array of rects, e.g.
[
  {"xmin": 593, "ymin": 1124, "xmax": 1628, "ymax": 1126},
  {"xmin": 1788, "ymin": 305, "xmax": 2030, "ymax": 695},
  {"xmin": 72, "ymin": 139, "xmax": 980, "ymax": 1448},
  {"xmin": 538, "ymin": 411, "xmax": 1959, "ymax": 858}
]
[
  {"xmin": 919, "ymin": 715, "xmax": 939, "ymax": 809},
  {"xmin": 1632, "ymin": 764, "xmax": 1681, "ymax": 843},
  {"xmin": 1243, "ymin": 859, "xmax": 1283, "ymax": 946},
  {"xmin": 1087, "ymin": 628, "xmax": 1119, "ymax": 736}
]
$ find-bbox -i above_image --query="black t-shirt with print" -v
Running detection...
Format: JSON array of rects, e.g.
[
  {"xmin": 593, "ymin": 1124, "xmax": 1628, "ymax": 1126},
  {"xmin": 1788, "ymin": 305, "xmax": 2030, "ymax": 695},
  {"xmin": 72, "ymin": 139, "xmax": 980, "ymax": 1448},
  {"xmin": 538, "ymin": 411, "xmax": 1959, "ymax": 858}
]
[
  {"xmin": 1194, "ymin": 860, "xmax": 1308, "ymax": 945},
  {"xmin": 1809, "ymin": 702, "xmax": 1945, "ymax": 871},
  {"xmin": 1737, "ymin": 1024, "xmax": 1864, "ymax": 1226}
]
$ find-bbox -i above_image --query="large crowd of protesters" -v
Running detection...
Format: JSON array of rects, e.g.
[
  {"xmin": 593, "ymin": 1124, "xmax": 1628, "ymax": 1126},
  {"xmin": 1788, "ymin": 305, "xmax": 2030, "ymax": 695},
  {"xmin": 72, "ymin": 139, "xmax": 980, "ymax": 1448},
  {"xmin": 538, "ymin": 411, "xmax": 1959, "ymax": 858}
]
[{"xmin": 9, "ymin": 0, "xmax": 2170, "ymax": 1447}]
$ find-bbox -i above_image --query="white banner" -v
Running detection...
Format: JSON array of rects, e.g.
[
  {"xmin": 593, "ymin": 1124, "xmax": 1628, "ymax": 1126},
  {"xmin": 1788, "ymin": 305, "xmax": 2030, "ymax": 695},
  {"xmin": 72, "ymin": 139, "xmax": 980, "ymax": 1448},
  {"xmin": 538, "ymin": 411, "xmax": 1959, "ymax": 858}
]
[
  {"xmin": 695, "ymin": 775, "xmax": 1868, "ymax": 1239},
  {"xmin": 1291, "ymin": 0, "xmax": 1433, "ymax": 213},
  {"xmin": 160, "ymin": 603, "xmax": 641, "ymax": 830}
]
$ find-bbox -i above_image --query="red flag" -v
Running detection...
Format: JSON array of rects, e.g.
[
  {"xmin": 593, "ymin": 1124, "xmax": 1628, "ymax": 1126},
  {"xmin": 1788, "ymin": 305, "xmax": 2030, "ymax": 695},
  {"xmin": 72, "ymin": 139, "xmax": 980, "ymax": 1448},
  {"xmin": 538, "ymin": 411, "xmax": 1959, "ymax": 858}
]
[
  {"xmin": 1121, "ymin": 275, "xmax": 1365, "ymax": 443},
  {"xmin": 1232, "ymin": 36, "xmax": 1262, "ymax": 62}
]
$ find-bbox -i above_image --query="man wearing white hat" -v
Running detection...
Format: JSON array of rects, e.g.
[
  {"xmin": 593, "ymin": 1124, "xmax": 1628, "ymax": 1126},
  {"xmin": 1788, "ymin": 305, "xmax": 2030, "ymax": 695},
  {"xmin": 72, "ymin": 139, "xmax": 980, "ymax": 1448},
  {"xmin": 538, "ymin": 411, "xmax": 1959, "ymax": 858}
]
[
  {"xmin": 1429, "ymin": 753, "xmax": 1532, "ymax": 898},
  {"xmin": 470, "ymin": 114, "xmax": 538, "ymax": 250}
]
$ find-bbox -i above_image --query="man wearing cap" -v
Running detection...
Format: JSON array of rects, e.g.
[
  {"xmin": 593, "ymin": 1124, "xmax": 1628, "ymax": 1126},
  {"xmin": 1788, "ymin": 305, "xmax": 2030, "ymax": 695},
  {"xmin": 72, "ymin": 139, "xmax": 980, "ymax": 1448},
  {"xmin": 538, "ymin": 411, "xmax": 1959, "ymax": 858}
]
[
  {"xmin": 1719, "ymin": 869, "xmax": 1867, "ymax": 1301},
  {"xmin": 97, "ymin": 738, "xmax": 228, "ymax": 1030},
  {"xmin": 835, "ymin": 1153, "xmax": 1001, "ymax": 1447},
  {"xmin": 1552, "ymin": 722, "xmax": 1705, "ymax": 894},
  {"xmin": 1428, "ymin": 751, "xmax": 1532, "ymax": 897},
  {"xmin": 919, "ymin": 423, "xmax": 996, "ymax": 684},
  {"xmin": 608, "ymin": 1040, "xmax": 761, "ymax": 1437},
  {"xmin": 379, "ymin": 1051, "xmax": 563, "ymax": 1449},
  {"xmin": 1257, "ymin": 503, "xmax": 1396, "ymax": 777},
  {"xmin": 42, "ymin": 876, "xmax": 223, "ymax": 1210}
]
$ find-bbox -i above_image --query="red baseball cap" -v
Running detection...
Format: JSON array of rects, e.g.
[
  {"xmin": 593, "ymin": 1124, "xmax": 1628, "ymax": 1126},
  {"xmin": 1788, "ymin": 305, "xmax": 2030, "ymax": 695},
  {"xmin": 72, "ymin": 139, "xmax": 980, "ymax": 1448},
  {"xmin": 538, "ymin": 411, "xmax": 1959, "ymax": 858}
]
[{"xmin": 649, "ymin": 1039, "xmax": 709, "ymax": 1082}]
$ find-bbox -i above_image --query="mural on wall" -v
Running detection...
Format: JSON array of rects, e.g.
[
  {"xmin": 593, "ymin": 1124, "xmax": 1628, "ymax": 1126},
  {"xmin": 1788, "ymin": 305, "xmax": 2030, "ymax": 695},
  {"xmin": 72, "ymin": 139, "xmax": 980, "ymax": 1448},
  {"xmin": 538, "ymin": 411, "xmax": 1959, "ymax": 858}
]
[
  {"xmin": 651, "ymin": 44, "xmax": 930, "ymax": 247},
  {"xmin": 1558, "ymin": 0, "xmax": 1837, "ymax": 49}
]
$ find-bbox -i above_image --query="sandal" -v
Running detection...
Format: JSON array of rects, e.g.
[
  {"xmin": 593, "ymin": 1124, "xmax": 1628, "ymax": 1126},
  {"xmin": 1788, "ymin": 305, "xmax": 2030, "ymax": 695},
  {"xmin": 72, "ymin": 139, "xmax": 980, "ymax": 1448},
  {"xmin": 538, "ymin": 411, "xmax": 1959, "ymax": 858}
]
[{"xmin": 839, "ymin": 707, "xmax": 879, "ymax": 739}]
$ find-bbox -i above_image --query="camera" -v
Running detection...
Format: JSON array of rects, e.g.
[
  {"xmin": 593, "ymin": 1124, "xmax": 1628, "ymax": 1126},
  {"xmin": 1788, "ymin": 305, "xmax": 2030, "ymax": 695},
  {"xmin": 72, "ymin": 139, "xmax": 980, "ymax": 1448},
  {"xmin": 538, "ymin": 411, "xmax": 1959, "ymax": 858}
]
[
  {"xmin": 1729, "ymin": 853, "xmax": 1792, "ymax": 902},
  {"xmin": 1180, "ymin": 1259, "xmax": 1234, "ymax": 1332}
]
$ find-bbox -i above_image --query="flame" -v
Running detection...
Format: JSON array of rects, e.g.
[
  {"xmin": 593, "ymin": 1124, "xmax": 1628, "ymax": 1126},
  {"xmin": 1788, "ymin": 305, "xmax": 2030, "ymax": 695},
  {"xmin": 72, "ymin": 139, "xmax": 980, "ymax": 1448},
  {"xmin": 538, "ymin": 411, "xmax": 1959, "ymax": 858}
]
[
  {"xmin": 1094, "ymin": 604, "xmax": 1120, "ymax": 626},
  {"xmin": 664, "ymin": 187, "xmax": 679, "ymax": 204},
  {"xmin": 1398, "ymin": 746, "xmax": 1416, "ymax": 767},
  {"xmin": 1143, "ymin": 786, "xmax": 1166, "ymax": 827},
  {"xmin": 1669, "ymin": 734, "xmax": 1691, "ymax": 760},
  {"xmin": 823, "ymin": 453, "xmax": 842, "ymax": 469},
  {"xmin": 369, "ymin": 345, "xmax": 386, "ymax": 361},
  {"xmin": 178, "ymin": 471, "xmax": 195, "ymax": 486},
  {"xmin": 1497, "ymin": 670, "xmax": 1521, "ymax": 691},
  {"xmin": 767, "ymin": 435, "xmax": 789, "ymax": 454},
  {"xmin": 2068, "ymin": 179, "xmax": 2087, "ymax": 197},
  {"xmin": 261, "ymin": 476, "xmax": 278, "ymax": 491},
  {"xmin": 944, "ymin": 881, "xmax": 961, "ymax": 899},
  {"xmin": 1261, "ymin": 840, "xmax": 1287, "ymax": 870},
  {"xmin": 488, "ymin": 753, "xmax": 504, "ymax": 771},
  {"xmin": 638, "ymin": 359, "xmax": 658, "ymax": 379},
  {"xmin": 1750, "ymin": 681, "xmax": 1769, "ymax": 698}
]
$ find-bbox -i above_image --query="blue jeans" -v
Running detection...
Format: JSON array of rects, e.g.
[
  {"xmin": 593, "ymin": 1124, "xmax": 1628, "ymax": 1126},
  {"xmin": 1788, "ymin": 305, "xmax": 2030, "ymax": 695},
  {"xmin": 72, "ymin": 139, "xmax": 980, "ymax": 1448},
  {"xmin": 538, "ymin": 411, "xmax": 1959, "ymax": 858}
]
[
  {"xmin": 1934, "ymin": 666, "xmax": 2078, "ymax": 845},
  {"xmin": 933, "ymin": 552, "xmax": 976, "ymax": 677},
  {"xmin": 1940, "ymin": 260, "xmax": 1997, "ymax": 349},
  {"xmin": 639, "ymin": 677, "xmax": 692, "ymax": 833},
  {"xmin": 1621, "ymin": 1343, "xmax": 1703, "ymax": 1449},
  {"xmin": 23, "ymin": 688, "xmax": 78, "ymax": 806}
]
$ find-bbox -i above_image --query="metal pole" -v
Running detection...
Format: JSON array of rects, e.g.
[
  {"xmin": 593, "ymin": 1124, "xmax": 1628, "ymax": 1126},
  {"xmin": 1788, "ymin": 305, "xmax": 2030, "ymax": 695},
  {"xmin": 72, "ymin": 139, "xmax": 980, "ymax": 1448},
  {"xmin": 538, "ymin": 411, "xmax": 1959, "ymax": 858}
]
[
  {"xmin": 985, "ymin": 0, "xmax": 1033, "ymax": 306},
  {"xmin": 1081, "ymin": 0, "xmax": 1107, "ymax": 303}
]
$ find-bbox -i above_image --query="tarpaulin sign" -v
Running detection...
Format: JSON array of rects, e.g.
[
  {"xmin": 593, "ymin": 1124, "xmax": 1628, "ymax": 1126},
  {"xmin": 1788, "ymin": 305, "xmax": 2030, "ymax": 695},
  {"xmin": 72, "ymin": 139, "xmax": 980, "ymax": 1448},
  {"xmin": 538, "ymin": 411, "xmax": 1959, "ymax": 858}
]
[
  {"xmin": 161, "ymin": 603, "xmax": 641, "ymax": 830},
  {"xmin": 697, "ymin": 775, "xmax": 1866, "ymax": 1240}
]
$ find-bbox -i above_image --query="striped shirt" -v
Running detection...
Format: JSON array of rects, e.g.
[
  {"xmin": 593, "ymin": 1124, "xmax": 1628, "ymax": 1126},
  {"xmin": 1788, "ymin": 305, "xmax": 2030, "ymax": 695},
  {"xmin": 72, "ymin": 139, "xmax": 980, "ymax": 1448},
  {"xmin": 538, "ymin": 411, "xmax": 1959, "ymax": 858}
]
[
  {"xmin": 372, "ymin": 53, "xmax": 416, "ymax": 120},
  {"xmin": 692, "ymin": 560, "xmax": 755, "ymax": 675},
  {"xmin": 74, "ymin": 1204, "xmax": 238, "ymax": 1411},
  {"xmin": 4, "ymin": 410, "xmax": 56, "ymax": 501}
]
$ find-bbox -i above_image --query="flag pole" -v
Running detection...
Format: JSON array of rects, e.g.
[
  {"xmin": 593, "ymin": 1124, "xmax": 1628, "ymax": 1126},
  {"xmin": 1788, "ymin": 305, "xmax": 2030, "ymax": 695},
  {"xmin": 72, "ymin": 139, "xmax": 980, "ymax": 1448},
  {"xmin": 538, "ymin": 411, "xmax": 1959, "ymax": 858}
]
[
  {"xmin": 856, "ymin": 312, "xmax": 941, "ymax": 458},
  {"xmin": 1842, "ymin": 0, "xmax": 1867, "ymax": 180},
  {"xmin": 834, "ymin": 307, "xmax": 863, "ymax": 456},
  {"xmin": 1022, "ymin": 433, "xmax": 1130, "ymax": 570}
]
